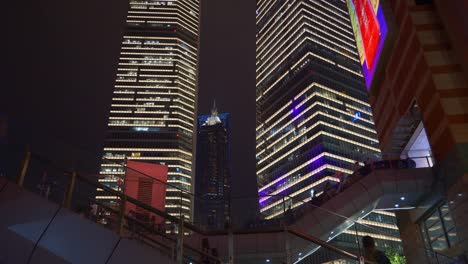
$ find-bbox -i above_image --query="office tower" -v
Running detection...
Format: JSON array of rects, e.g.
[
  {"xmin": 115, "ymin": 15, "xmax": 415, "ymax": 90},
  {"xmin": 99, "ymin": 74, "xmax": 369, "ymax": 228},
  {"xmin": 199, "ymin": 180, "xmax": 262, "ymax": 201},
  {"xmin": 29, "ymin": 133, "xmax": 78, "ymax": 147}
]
[
  {"xmin": 195, "ymin": 105, "xmax": 231, "ymax": 229},
  {"xmin": 98, "ymin": 0, "xmax": 199, "ymax": 220},
  {"xmin": 255, "ymin": 0, "xmax": 401, "ymax": 254}
]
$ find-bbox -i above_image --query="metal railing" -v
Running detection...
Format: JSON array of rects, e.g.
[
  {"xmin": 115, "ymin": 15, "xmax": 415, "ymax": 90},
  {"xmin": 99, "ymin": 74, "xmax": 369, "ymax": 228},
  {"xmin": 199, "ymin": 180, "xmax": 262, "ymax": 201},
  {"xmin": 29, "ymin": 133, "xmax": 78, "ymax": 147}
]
[
  {"xmin": 5, "ymin": 146, "xmax": 371, "ymax": 264},
  {"xmin": 2, "ymin": 143, "xmax": 449, "ymax": 264}
]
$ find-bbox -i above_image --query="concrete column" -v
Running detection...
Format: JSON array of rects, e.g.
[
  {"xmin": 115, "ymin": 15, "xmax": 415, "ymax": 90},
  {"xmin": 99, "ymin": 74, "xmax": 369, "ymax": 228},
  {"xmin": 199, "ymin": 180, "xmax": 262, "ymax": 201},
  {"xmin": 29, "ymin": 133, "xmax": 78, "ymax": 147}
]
[{"xmin": 395, "ymin": 210, "xmax": 428, "ymax": 264}]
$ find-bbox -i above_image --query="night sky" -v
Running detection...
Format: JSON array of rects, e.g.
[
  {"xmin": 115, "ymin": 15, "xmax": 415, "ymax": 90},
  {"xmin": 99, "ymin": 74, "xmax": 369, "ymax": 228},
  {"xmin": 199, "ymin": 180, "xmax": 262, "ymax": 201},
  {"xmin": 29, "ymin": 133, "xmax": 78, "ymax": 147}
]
[{"xmin": 4, "ymin": 0, "xmax": 258, "ymax": 221}]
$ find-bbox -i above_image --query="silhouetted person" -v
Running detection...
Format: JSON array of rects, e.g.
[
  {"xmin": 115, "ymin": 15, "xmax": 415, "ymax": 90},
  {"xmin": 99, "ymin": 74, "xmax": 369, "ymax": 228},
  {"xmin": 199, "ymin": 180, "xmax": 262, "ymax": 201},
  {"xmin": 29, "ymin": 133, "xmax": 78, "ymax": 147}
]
[
  {"xmin": 324, "ymin": 181, "xmax": 338, "ymax": 200},
  {"xmin": 224, "ymin": 215, "xmax": 231, "ymax": 230},
  {"xmin": 150, "ymin": 215, "xmax": 155, "ymax": 234},
  {"xmin": 406, "ymin": 157, "xmax": 416, "ymax": 168},
  {"xmin": 202, "ymin": 237, "xmax": 210, "ymax": 253},
  {"xmin": 352, "ymin": 161, "xmax": 361, "ymax": 174},
  {"xmin": 170, "ymin": 222, "xmax": 177, "ymax": 235},
  {"xmin": 200, "ymin": 237, "xmax": 210, "ymax": 264},
  {"xmin": 362, "ymin": 235, "xmax": 391, "ymax": 264},
  {"xmin": 284, "ymin": 205, "xmax": 294, "ymax": 224},
  {"xmin": 338, "ymin": 175, "xmax": 350, "ymax": 192},
  {"xmin": 211, "ymin": 248, "xmax": 220, "ymax": 264},
  {"xmin": 89, "ymin": 202, "xmax": 98, "ymax": 222},
  {"xmin": 128, "ymin": 210, "xmax": 137, "ymax": 238},
  {"xmin": 77, "ymin": 206, "xmax": 87, "ymax": 218}
]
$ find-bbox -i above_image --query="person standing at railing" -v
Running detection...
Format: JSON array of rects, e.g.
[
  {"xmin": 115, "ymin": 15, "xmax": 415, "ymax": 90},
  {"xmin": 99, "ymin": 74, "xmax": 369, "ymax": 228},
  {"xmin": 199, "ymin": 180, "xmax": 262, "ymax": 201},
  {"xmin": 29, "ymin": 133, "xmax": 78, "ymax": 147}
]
[
  {"xmin": 89, "ymin": 202, "xmax": 98, "ymax": 222},
  {"xmin": 362, "ymin": 235, "xmax": 391, "ymax": 264},
  {"xmin": 361, "ymin": 159, "xmax": 372, "ymax": 176},
  {"xmin": 211, "ymin": 248, "xmax": 221, "ymax": 264},
  {"xmin": 337, "ymin": 174, "xmax": 350, "ymax": 193},
  {"xmin": 285, "ymin": 205, "xmax": 294, "ymax": 225},
  {"xmin": 352, "ymin": 161, "xmax": 361, "ymax": 175},
  {"xmin": 149, "ymin": 215, "xmax": 155, "ymax": 234},
  {"xmin": 128, "ymin": 210, "xmax": 136, "ymax": 239},
  {"xmin": 199, "ymin": 238, "xmax": 210, "ymax": 264}
]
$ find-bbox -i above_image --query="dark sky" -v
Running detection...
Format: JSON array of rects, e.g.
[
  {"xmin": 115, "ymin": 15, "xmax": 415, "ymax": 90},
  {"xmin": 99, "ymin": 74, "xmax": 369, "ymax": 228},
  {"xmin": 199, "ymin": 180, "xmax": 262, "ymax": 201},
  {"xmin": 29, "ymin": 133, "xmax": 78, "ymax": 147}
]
[{"xmin": 4, "ymin": 0, "xmax": 257, "ymax": 221}]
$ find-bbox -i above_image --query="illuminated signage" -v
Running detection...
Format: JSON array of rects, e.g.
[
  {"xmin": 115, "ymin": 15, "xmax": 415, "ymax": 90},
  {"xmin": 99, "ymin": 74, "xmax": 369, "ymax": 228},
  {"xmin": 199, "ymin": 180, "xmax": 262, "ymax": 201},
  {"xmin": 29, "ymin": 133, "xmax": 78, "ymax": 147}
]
[
  {"xmin": 347, "ymin": 0, "xmax": 387, "ymax": 89},
  {"xmin": 352, "ymin": 111, "xmax": 362, "ymax": 122},
  {"xmin": 347, "ymin": 0, "xmax": 365, "ymax": 65},
  {"xmin": 370, "ymin": 0, "xmax": 380, "ymax": 13}
]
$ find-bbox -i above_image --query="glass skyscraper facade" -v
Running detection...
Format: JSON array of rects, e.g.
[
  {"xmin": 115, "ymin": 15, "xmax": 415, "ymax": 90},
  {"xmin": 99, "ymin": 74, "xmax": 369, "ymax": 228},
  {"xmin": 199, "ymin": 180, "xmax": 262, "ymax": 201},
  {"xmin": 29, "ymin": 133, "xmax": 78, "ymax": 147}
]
[
  {"xmin": 255, "ymin": 0, "xmax": 401, "ymax": 254},
  {"xmin": 256, "ymin": 0, "xmax": 379, "ymax": 219},
  {"xmin": 98, "ymin": 0, "xmax": 199, "ymax": 220}
]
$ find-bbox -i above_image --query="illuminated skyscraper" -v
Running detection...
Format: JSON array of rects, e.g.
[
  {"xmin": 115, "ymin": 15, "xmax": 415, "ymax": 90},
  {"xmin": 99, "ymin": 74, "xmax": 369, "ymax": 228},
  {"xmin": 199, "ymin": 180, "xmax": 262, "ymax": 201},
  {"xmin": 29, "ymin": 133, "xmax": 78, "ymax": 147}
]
[
  {"xmin": 98, "ymin": 0, "xmax": 199, "ymax": 220},
  {"xmin": 256, "ymin": 0, "xmax": 379, "ymax": 219},
  {"xmin": 256, "ymin": 0, "xmax": 401, "ymax": 253}
]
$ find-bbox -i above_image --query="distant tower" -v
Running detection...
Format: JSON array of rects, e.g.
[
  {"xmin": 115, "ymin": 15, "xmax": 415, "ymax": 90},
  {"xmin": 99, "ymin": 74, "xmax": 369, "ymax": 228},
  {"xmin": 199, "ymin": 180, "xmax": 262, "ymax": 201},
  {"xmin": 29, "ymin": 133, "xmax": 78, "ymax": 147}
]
[{"xmin": 195, "ymin": 102, "xmax": 231, "ymax": 229}]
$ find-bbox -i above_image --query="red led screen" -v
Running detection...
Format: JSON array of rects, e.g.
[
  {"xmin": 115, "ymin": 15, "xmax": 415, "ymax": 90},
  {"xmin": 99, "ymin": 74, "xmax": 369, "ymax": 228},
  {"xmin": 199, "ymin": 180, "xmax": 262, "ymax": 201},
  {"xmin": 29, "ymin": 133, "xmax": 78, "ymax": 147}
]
[
  {"xmin": 124, "ymin": 160, "xmax": 168, "ymax": 224},
  {"xmin": 352, "ymin": 0, "xmax": 380, "ymax": 69}
]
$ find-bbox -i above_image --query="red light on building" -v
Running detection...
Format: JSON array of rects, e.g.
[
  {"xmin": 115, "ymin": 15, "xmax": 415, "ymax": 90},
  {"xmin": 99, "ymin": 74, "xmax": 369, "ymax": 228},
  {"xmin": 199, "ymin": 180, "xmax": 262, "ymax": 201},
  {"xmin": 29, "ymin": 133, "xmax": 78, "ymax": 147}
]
[
  {"xmin": 124, "ymin": 160, "xmax": 168, "ymax": 224},
  {"xmin": 352, "ymin": 0, "xmax": 380, "ymax": 69}
]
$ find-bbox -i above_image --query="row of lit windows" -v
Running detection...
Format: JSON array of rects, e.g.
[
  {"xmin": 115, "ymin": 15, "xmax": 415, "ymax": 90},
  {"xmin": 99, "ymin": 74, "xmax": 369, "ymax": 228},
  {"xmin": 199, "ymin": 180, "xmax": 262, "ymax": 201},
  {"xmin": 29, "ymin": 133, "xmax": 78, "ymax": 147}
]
[
  {"xmin": 260, "ymin": 164, "xmax": 347, "ymax": 206},
  {"xmin": 257, "ymin": 12, "xmax": 357, "ymax": 69},
  {"xmin": 257, "ymin": 0, "xmax": 353, "ymax": 53},
  {"xmin": 128, "ymin": 9, "xmax": 198, "ymax": 29},
  {"xmin": 120, "ymin": 52, "xmax": 196, "ymax": 66},
  {"xmin": 104, "ymin": 147, "xmax": 192, "ymax": 156},
  {"xmin": 127, "ymin": 14, "xmax": 198, "ymax": 33},
  {"xmin": 256, "ymin": 90, "xmax": 375, "ymax": 143},
  {"xmin": 108, "ymin": 115, "xmax": 193, "ymax": 126},
  {"xmin": 257, "ymin": 0, "xmax": 351, "ymax": 49},
  {"xmin": 256, "ymin": 99, "xmax": 375, "ymax": 148},
  {"xmin": 121, "ymin": 45, "xmax": 197, "ymax": 58},
  {"xmin": 257, "ymin": 118, "xmax": 378, "ymax": 166},
  {"xmin": 258, "ymin": 152, "xmax": 355, "ymax": 193},
  {"xmin": 115, "ymin": 83, "xmax": 196, "ymax": 94},
  {"xmin": 257, "ymin": 128, "xmax": 379, "ymax": 176},
  {"xmin": 257, "ymin": 45, "xmax": 361, "ymax": 90},
  {"xmin": 104, "ymin": 155, "xmax": 192, "ymax": 164},
  {"xmin": 257, "ymin": 21, "xmax": 358, "ymax": 79},
  {"xmin": 123, "ymin": 36, "xmax": 197, "ymax": 52},
  {"xmin": 119, "ymin": 57, "xmax": 196, "ymax": 72},
  {"xmin": 126, "ymin": 19, "xmax": 197, "ymax": 36},
  {"xmin": 256, "ymin": 0, "xmax": 275, "ymax": 24},
  {"xmin": 129, "ymin": 0, "xmax": 199, "ymax": 17},
  {"xmin": 257, "ymin": 26, "xmax": 359, "ymax": 83},
  {"xmin": 114, "ymin": 89, "xmax": 195, "ymax": 102},
  {"xmin": 257, "ymin": 51, "xmax": 360, "ymax": 100},
  {"xmin": 101, "ymin": 163, "xmax": 192, "ymax": 174}
]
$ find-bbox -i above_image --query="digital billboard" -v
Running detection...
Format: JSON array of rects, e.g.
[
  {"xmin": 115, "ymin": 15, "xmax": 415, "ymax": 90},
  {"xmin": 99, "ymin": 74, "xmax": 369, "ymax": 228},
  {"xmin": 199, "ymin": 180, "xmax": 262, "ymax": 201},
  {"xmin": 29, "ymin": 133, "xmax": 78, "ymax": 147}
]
[
  {"xmin": 125, "ymin": 160, "xmax": 168, "ymax": 224},
  {"xmin": 347, "ymin": 0, "xmax": 387, "ymax": 89}
]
